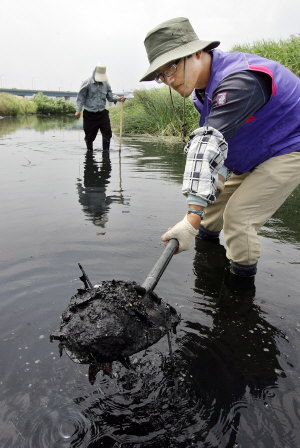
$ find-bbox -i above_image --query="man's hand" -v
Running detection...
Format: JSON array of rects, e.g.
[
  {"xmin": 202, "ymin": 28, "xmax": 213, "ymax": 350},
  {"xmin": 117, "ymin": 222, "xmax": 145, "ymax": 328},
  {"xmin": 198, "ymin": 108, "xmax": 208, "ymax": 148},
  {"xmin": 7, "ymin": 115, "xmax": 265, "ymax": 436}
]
[
  {"xmin": 74, "ymin": 111, "xmax": 81, "ymax": 119},
  {"xmin": 118, "ymin": 96, "xmax": 126, "ymax": 103},
  {"xmin": 161, "ymin": 215, "xmax": 198, "ymax": 253}
]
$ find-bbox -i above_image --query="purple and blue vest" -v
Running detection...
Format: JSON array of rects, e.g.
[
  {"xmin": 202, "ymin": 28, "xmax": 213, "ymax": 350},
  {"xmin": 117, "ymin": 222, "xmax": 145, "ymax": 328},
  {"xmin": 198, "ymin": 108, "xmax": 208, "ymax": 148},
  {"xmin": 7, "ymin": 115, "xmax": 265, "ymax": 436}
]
[{"xmin": 192, "ymin": 49, "xmax": 300, "ymax": 174}]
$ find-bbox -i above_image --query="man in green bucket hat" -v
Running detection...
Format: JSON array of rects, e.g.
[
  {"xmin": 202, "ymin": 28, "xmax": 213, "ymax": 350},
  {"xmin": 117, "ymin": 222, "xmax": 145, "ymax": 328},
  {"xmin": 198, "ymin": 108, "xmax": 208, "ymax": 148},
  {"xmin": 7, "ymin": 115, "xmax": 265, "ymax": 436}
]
[{"xmin": 140, "ymin": 17, "xmax": 300, "ymax": 277}]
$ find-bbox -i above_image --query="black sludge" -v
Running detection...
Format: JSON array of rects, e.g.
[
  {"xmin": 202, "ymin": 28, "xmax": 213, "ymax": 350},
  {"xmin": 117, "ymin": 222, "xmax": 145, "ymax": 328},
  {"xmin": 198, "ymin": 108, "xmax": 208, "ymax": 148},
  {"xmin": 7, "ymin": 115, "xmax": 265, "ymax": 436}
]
[{"xmin": 51, "ymin": 280, "xmax": 180, "ymax": 364}]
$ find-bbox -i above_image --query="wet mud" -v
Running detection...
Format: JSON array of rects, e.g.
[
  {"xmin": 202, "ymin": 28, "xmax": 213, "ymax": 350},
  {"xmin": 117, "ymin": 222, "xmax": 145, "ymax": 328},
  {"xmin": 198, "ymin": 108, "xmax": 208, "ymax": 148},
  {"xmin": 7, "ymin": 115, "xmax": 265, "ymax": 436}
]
[{"xmin": 51, "ymin": 280, "xmax": 180, "ymax": 369}]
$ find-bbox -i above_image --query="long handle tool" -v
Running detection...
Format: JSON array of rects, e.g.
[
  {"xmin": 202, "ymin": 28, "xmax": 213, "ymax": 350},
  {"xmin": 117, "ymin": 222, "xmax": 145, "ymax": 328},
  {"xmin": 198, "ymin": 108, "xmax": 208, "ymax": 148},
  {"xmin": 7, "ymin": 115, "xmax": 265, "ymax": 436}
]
[{"xmin": 141, "ymin": 238, "xmax": 179, "ymax": 293}]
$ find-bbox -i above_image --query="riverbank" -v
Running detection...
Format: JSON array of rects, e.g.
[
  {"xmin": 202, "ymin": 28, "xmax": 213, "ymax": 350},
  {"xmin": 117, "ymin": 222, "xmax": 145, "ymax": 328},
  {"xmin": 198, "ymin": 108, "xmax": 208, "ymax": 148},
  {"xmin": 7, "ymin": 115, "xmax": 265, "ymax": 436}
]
[
  {"xmin": 110, "ymin": 35, "xmax": 300, "ymax": 137},
  {"xmin": 110, "ymin": 86, "xmax": 199, "ymax": 137},
  {"xmin": 0, "ymin": 92, "xmax": 75, "ymax": 117},
  {"xmin": 110, "ymin": 87, "xmax": 199, "ymax": 140}
]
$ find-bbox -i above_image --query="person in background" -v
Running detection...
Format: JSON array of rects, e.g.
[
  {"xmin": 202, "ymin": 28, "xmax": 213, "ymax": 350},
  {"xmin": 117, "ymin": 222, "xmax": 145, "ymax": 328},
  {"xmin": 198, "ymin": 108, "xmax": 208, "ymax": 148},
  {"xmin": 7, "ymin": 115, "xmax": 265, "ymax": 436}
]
[
  {"xmin": 75, "ymin": 65, "xmax": 125, "ymax": 151},
  {"xmin": 140, "ymin": 17, "xmax": 300, "ymax": 277}
]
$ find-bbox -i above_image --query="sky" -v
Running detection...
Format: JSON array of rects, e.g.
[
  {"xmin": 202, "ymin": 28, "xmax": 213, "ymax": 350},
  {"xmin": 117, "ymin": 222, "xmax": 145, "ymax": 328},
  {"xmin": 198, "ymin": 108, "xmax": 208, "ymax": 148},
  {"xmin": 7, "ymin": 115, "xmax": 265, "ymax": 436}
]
[{"xmin": 0, "ymin": 0, "xmax": 299, "ymax": 93}]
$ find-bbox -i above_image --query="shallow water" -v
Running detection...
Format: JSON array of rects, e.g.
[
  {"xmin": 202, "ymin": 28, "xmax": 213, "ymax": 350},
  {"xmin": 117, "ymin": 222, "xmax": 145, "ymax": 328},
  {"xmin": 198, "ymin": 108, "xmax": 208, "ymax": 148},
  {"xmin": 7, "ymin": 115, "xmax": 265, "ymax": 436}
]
[{"xmin": 0, "ymin": 115, "xmax": 299, "ymax": 448}]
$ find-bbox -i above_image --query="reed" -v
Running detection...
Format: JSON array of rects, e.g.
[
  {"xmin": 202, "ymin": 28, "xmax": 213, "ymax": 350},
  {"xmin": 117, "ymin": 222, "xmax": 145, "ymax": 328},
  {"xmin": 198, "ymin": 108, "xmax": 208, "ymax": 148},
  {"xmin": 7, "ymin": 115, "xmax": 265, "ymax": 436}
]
[
  {"xmin": 32, "ymin": 93, "xmax": 76, "ymax": 115},
  {"xmin": 231, "ymin": 35, "xmax": 300, "ymax": 77},
  {"xmin": 0, "ymin": 92, "xmax": 76, "ymax": 116},
  {"xmin": 110, "ymin": 87, "xmax": 199, "ymax": 138},
  {"xmin": 0, "ymin": 93, "xmax": 37, "ymax": 116}
]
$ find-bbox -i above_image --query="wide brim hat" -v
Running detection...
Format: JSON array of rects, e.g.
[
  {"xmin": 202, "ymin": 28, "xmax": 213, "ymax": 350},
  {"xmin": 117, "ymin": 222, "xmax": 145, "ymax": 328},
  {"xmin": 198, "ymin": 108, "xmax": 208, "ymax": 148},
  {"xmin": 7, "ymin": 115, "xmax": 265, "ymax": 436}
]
[
  {"xmin": 94, "ymin": 65, "xmax": 108, "ymax": 82},
  {"xmin": 140, "ymin": 17, "xmax": 220, "ymax": 82}
]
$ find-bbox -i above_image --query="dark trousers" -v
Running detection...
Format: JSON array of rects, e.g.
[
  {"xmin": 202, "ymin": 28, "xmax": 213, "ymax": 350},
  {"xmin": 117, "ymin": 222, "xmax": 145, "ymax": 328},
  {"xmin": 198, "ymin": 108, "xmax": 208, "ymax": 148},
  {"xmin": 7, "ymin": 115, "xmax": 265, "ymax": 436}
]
[{"xmin": 83, "ymin": 109, "xmax": 112, "ymax": 150}]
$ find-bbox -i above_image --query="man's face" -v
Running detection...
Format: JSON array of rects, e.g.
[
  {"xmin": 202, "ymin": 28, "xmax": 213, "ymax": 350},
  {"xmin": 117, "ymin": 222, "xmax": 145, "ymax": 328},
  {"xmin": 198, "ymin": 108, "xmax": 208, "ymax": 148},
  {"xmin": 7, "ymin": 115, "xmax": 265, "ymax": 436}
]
[{"xmin": 156, "ymin": 52, "xmax": 211, "ymax": 97}]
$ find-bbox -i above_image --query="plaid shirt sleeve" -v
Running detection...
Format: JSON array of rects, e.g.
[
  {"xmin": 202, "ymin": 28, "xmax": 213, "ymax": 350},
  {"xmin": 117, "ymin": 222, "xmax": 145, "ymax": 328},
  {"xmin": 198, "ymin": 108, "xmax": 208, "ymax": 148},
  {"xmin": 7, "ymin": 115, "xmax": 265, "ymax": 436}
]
[{"xmin": 182, "ymin": 126, "xmax": 228, "ymax": 203}]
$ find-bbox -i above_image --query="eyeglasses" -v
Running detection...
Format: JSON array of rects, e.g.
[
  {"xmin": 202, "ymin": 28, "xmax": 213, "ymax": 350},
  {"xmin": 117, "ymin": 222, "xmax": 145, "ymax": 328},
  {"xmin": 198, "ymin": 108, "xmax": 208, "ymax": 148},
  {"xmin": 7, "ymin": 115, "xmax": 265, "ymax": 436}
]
[{"xmin": 155, "ymin": 59, "xmax": 180, "ymax": 84}]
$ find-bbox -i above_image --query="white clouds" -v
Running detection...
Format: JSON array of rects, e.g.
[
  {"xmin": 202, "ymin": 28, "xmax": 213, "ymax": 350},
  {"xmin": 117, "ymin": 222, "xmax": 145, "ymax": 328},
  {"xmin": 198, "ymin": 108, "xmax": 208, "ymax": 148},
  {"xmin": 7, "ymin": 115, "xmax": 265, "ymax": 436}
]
[{"xmin": 0, "ymin": 0, "xmax": 298, "ymax": 92}]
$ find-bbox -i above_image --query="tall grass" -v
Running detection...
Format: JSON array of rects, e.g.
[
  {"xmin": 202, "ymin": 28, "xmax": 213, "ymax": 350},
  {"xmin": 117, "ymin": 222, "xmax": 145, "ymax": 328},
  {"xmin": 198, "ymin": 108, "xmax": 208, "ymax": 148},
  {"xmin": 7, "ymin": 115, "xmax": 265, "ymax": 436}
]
[
  {"xmin": 110, "ymin": 87, "xmax": 199, "ymax": 138},
  {"xmin": 0, "ymin": 92, "xmax": 76, "ymax": 116},
  {"xmin": 110, "ymin": 35, "xmax": 299, "ymax": 137},
  {"xmin": 0, "ymin": 93, "xmax": 37, "ymax": 116},
  {"xmin": 232, "ymin": 35, "xmax": 300, "ymax": 77},
  {"xmin": 32, "ymin": 92, "xmax": 76, "ymax": 115}
]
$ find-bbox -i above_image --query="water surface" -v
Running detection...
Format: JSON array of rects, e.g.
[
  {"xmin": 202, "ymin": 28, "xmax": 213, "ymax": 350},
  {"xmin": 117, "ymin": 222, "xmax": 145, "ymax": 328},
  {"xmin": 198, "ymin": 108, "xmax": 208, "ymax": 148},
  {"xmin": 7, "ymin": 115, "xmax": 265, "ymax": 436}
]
[{"xmin": 0, "ymin": 116, "xmax": 299, "ymax": 447}]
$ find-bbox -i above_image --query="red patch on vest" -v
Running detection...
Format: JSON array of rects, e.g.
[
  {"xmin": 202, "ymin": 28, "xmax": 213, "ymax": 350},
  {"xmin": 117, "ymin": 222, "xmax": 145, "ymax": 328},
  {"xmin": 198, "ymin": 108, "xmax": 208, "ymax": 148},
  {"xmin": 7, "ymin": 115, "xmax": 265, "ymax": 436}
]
[
  {"xmin": 245, "ymin": 116, "xmax": 256, "ymax": 123},
  {"xmin": 215, "ymin": 92, "xmax": 228, "ymax": 106}
]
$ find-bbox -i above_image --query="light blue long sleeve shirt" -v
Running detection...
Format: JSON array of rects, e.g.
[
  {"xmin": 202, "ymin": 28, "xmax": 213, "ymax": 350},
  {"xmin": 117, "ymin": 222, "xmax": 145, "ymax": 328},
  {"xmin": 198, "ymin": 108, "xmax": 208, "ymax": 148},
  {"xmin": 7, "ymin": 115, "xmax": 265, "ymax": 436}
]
[{"xmin": 76, "ymin": 77, "xmax": 119, "ymax": 113}]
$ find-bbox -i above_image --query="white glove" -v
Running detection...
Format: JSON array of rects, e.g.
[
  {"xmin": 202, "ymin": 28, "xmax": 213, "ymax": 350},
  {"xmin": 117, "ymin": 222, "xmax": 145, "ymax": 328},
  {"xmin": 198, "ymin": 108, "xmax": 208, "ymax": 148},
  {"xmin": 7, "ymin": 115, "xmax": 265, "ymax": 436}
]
[{"xmin": 161, "ymin": 215, "xmax": 198, "ymax": 253}]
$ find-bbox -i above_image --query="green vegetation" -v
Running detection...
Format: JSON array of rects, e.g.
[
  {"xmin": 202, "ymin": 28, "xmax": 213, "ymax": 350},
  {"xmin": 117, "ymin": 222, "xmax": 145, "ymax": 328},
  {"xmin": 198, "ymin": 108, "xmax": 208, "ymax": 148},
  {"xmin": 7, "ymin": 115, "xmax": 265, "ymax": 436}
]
[
  {"xmin": 0, "ymin": 93, "xmax": 37, "ymax": 116},
  {"xmin": 110, "ymin": 35, "xmax": 299, "ymax": 138},
  {"xmin": 0, "ymin": 92, "xmax": 76, "ymax": 117},
  {"xmin": 232, "ymin": 35, "xmax": 300, "ymax": 77},
  {"xmin": 32, "ymin": 92, "xmax": 76, "ymax": 115},
  {"xmin": 110, "ymin": 87, "xmax": 199, "ymax": 138}
]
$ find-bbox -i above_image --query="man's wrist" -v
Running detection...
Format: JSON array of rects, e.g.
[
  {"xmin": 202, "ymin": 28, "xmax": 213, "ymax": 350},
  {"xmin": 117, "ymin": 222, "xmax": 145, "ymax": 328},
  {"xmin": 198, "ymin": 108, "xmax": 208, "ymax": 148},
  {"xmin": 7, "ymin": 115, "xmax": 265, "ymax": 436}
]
[
  {"xmin": 186, "ymin": 206, "xmax": 205, "ymax": 229},
  {"xmin": 187, "ymin": 209, "xmax": 205, "ymax": 218}
]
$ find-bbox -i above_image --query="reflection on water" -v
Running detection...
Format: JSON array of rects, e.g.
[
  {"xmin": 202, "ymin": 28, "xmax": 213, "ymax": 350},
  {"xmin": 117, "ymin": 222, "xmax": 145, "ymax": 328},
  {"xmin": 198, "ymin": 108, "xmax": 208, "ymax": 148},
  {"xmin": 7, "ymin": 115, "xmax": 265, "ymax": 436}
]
[
  {"xmin": 0, "ymin": 114, "xmax": 78, "ymax": 137},
  {"xmin": 260, "ymin": 185, "xmax": 300, "ymax": 244},
  {"xmin": 124, "ymin": 136, "xmax": 186, "ymax": 183},
  {"xmin": 77, "ymin": 150, "xmax": 127, "ymax": 228},
  {"xmin": 0, "ymin": 118, "xmax": 299, "ymax": 448}
]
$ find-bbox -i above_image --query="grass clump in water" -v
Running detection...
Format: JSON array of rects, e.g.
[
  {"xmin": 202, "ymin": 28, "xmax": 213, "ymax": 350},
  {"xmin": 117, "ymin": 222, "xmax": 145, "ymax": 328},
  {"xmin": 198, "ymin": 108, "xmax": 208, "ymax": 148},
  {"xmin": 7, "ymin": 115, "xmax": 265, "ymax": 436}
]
[
  {"xmin": 0, "ymin": 92, "xmax": 76, "ymax": 116},
  {"xmin": 32, "ymin": 93, "xmax": 76, "ymax": 115},
  {"xmin": 0, "ymin": 93, "xmax": 37, "ymax": 116}
]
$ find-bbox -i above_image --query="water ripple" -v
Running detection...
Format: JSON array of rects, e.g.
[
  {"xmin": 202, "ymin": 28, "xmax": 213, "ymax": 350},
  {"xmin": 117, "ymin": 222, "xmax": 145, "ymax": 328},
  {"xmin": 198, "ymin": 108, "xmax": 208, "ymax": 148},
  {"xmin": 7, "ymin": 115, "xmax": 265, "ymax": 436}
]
[{"xmin": 26, "ymin": 405, "xmax": 92, "ymax": 448}]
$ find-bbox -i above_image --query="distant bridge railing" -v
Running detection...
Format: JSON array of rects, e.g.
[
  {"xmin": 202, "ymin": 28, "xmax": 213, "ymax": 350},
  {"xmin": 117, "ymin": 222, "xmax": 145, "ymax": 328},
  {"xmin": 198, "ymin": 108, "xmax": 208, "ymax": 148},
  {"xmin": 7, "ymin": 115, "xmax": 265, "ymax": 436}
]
[
  {"xmin": 0, "ymin": 88, "xmax": 78, "ymax": 100},
  {"xmin": 0, "ymin": 88, "xmax": 133, "ymax": 103}
]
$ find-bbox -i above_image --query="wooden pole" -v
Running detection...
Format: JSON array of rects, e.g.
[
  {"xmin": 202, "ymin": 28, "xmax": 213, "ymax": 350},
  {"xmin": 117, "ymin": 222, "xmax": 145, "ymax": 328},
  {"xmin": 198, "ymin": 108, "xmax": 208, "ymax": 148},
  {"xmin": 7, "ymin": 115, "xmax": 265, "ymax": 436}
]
[{"xmin": 119, "ymin": 101, "xmax": 124, "ymax": 150}]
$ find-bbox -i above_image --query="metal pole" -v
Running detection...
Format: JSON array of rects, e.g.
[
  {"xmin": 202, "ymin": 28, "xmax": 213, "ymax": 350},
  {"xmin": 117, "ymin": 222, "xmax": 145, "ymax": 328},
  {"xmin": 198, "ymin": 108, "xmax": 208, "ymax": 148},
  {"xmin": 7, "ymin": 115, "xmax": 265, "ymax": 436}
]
[{"xmin": 141, "ymin": 239, "xmax": 179, "ymax": 293}]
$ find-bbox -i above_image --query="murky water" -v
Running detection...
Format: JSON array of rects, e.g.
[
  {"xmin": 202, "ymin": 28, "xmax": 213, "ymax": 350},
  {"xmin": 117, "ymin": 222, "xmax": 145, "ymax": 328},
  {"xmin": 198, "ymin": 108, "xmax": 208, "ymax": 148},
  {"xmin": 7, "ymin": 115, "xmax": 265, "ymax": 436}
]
[{"xmin": 0, "ymin": 115, "xmax": 299, "ymax": 448}]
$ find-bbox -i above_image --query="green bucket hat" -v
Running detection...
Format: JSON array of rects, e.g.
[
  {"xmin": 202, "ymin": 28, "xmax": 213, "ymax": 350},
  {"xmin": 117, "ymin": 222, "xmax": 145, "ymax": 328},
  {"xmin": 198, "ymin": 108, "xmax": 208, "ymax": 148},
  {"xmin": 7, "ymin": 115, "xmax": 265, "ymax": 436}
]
[{"xmin": 140, "ymin": 17, "xmax": 220, "ymax": 82}]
